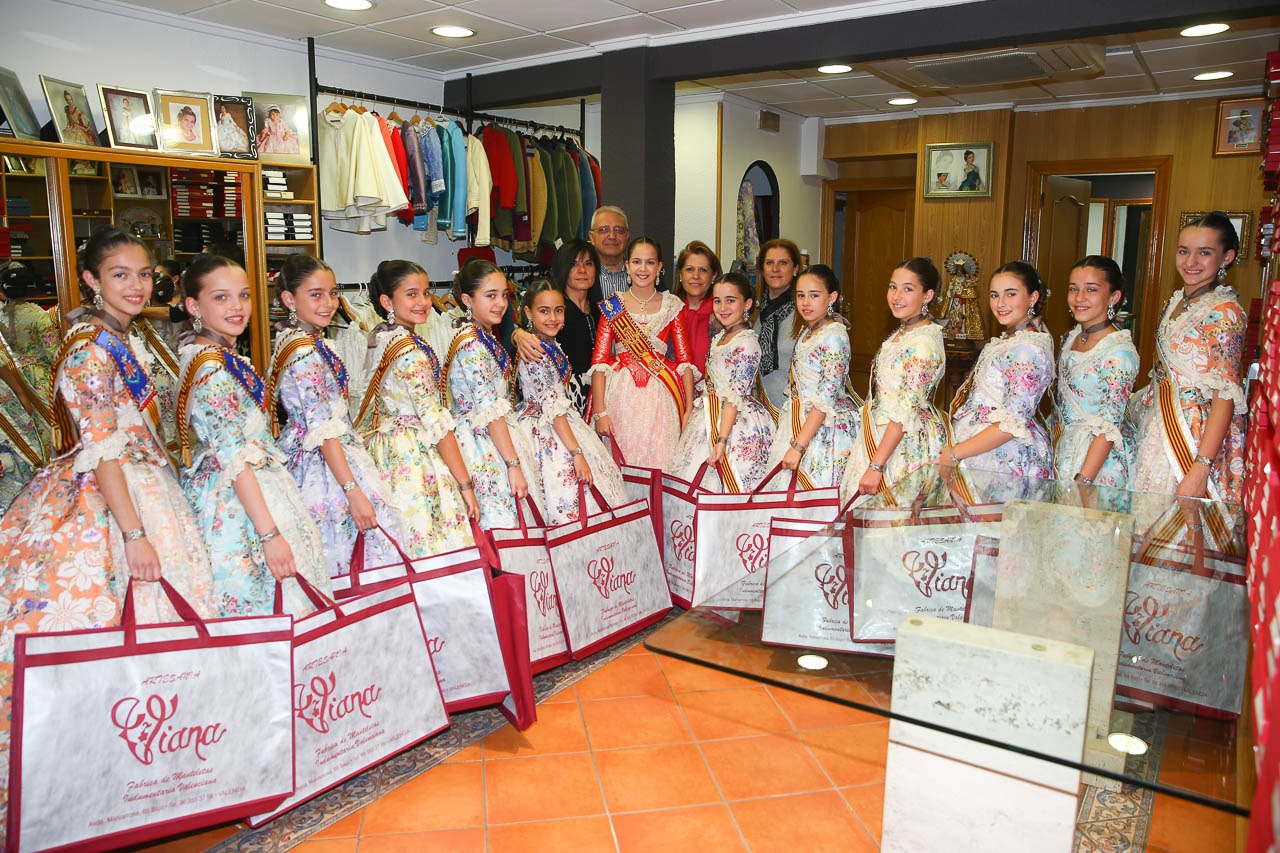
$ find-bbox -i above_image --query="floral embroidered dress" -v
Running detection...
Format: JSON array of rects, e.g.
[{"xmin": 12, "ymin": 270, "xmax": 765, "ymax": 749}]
[
  {"xmin": 178, "ymin": 344, "xmax": 332, "ymax": 617},
  {"xmin": 271, "ymin": 328, "xmax": 407, "ymax": 578},
  {"xmin": 0, "ymin": 322, "xmax": 217, "ymax": 835},
  {"xmin": 1054, "ymin": 327, "xmax": 1139, "ymax": 488},
  {"xmin": 509, "ymin": 338, "xmax": 627, "ymax": 524},
  {"xmin": 840, "ymin": 322, "xmax": 948, "ymax": 505},
  {"xmin": 589, "ymin": 292, "xmax": 698, "ymax": 472},
  {"xmin": 950, "ymin": 330, "xmax": 1055, "ymax": 481},
  {"xmin": 0, "ymin": 302, "xmax": 58, "ymax": 404},
  {"xmin": 358, "ymin": 327, "xmax": 472, "ymax": 558},
  {"xmin": 445, "ymin": 322, "xmax": 531, "ymax": 530},
  {"xmin": 765, "ymin": 321, "xmax": 860, "ymax": 489},
  {"xmin": 671, "ymin": 328, "xmax": 775, "ymax": 492},
  {"xmin": 0, "ymin": 375, "xmax": 39, "ymax": 510},
  {"xmin": 1131, "ymin": 287, "xmax": 1246, "ymax": 504}
]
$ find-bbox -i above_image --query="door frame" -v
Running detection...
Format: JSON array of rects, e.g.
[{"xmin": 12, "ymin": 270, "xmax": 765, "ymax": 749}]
[
  {"xmin": 820, "ymin": 176, "xmax": 915, "ymax": 266},
  {"xmin": 1022, "ymin": 157, "xmax": 1171, "ymax": 373}
]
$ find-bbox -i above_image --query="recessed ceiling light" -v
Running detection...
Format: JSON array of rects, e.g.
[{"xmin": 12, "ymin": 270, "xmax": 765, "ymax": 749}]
[
  {"xmin": 324, "ymin": 0, "xmax": 373, "ymax": 10},
  {"xmin": 1193, "ymin": 70, "xmax": 1234, "ymax": 81},
  {"xmin": 432, "ymin": 25, "xmax": 475, "ymax": 38},
  {"xmin": 1180, "ymin": 23, "xmax": 1230, "ymax": 37},
  {"xmin": 888, "ymin": 97, "xmax": 918, "ymax": 106},
  {"xmin": 818, "ymin": 64, "xmax": 852, "ymax": 75}
]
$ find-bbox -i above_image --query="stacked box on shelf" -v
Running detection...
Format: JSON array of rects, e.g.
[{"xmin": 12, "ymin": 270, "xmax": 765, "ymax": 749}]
[
  {"xmin": 171, "ymin": 168, "xmax": 243, "ymax": 220},
  {"xmin": 263, "ymin": 168, "xmax": 292, "ymax": 199},
  {"xmin": 5, "ymin": 196, "xmax": 31, "ymax": 216},
  {"xmin": 264, "ymin": 210, "xmax": 313, "ymax": 242}
]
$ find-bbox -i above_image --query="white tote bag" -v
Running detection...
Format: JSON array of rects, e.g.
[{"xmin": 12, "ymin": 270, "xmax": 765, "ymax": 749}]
[
  {"xmin": 612, "ymin": 438, "xmax": 664, "ymax": 554},
  {"xmin": 8, "ymin": 580, "xmax": 294, "ymax": 852},
  {"xmin": 545, "ymin": 483, "xmax": 672, "ymax": 658},
  {"xmin": 760, "ymin": 517, "xmax": 891, "ymax": 657},
  {"xmin": 489, "ymin": 497, "xmax": 572, "ymax": 673},
  {"xmin": 661, "ymin": 465, "xmax": 713, "ymax": 608},
  {"xmin": 691, "ymin": 463, "xmax": 840, "ymax": 609},
  {"xmin": 248, "ymin": 578, "xmax": 450, "ymax": 826}
]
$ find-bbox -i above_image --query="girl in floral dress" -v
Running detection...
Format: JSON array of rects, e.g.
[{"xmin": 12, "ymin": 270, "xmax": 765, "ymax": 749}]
[
  {"xmin": 269, "ymin": 254, "xmax": 406, "ymax": 577},
  {"xmin": 509, "ymin": 280, "xmax": 626, "ymax": 524},
  {"xmin": 1130, "ymin": 213, "xmax": 1246, "ymax": 547},
  {"xmin": 591, "ymin": 237, "xmax": 697, "ymax": 471},
  {"xmin": 445, "ymin": 259, "xmax": 533, "ymax": 530},
  {"xmin": 842, "ymin": 257, "xmax": 948, "ymax": 505},
  {"xmin": 178, "ymin": 253, "xmax": 331, "ymax": 616},
  {"xmin": 1054, "ymin": 256, "xmax": 1139, "ymax": 489},
  {"xmin": 356, "ymin": 260, "xmax": 476, "ymax": 558},
  {"xmin": 0, "ymin": 229, "xmax": 215, "ymax": 839},
  {"xmin": 766, "ymin": 264, "xmax": 860, "ymax": 489},
  {"xmin": 671, "ymin": 273, "xmax": 775, "ymax": 493},
  {"xmin": 0, "ymin": 263, "xmax": 58, "ymax": 405},
  {"xmin": 935, "ymin": 261, "xmax": 1054, "ymax": 487}
]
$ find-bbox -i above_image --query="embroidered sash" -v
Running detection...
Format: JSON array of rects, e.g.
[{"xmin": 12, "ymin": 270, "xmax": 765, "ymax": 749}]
[
  {"xmin": 354, "ymin": 333, "xmax": 439, "ymax": 432},
  {"xmin": 51, "ymin": 327, "xmax": 162, "ymax": 456},
  {"xmin": 860, "ymin": 366, "xmax": 896, "ymax": 505},
  {"xmin": 176, "ymin": 346, "xmax": 267, "ymax": 466},
  {"xmin": 267, "ymin": 332, "xmax": 350, "ymax": 437},
  {"xmin": 600, "ymin": 295, "xmax": 688, "ymax": 422},
  {"xmin": 786, "ymin": 363, "xmax": 816, "ymax": 491},
  {"xmin": 702, "ymin": 374, "xmax": 742, "ymax": 494},
  {"xmin": 134, "ymin": 319, "xmax": 180, "ymax": 380}
]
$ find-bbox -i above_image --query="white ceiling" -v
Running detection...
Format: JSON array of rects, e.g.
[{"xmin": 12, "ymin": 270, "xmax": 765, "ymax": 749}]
[{"xmin": 118, "ymin": 0, "xmax": 1278, "ymax": 118}]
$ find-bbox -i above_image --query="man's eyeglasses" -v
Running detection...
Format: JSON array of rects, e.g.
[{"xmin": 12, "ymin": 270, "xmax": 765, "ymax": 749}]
[{"xmin": 594, "ymin": 226, "xmax": 628, "ymax": 236}]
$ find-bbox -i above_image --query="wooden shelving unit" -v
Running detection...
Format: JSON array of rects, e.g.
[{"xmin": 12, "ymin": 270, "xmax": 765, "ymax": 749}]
[{"xmin": 263, "ymin": 164, "xmax": 318, "ymax": 274}]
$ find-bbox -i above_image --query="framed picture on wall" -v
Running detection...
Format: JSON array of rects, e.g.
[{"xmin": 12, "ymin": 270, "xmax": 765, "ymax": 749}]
[
  {"xmin": 213, "ymin": 94, "xmax": 257, "ymax": 160},
  {"xmin": 924, "ymin": 141, "xmax": 994, "ymax": 198},
  {"xmin": 97, "ymin": 85, "xmax": 158, "ymax": 151},
  {"xmin": 110, "ymin": 164, "xmax": 143, "ymax": 198},
  {"xmin": 137, "ymin": 166, "xmax": 167, "ymax": 199},
  {"xmin": 242, "ymin": 92, "xmax": 310, "ymax": 164},
  {"xmin": 1213, "ymin": 97, "xmax": 1263, "ymax": 156},
  {"xmin": 39, "ymin": 75, "xmax": 101, "ymax": 147},
  {"xmin": 1179, "ymin": 210, "xmax": 1252, "ymax": 264},
  {"xmin": 0, "ymin": 66, "xmax": 41, "ymax": 140},
  {"xmin": 155, "ymin": 89, "xmax": 217, "ymax": 156}
]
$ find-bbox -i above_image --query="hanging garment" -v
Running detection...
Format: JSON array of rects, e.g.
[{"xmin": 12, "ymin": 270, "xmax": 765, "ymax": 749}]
[
  {"xmin": 499, "ymin": 127, "xmax": 531, "ymax": 247},
  {"xmin": 444, "ymin": 121, "xmax": 468, "ymax": 241},
  {"xmin": 587, "ymin": 151, "xmax": 603, "ymax": 205},
  {"xmin": 466, "ymin": 134, "xmax": 494, "ymax": 248},
  {"xmin": 568, "ymin": 139, "xmax": 597, "ymax": 241},
  {"xmin": 533, "ymin": 140, "xmax": 559, "ymax": 253},
  {"xmin": 737, "ymin": 179, "xmax": 760, "ymax": 265},
  {"xmin": 517, "ymin": 140, "xmax": 548, "ymax": 263},
  {"xmin": 434, "ymin": 124, "xmax": 453, "ymax": 231},
  {"xmin": 555, "ymin": 144, "xmax": 582, "ymax": 241}
]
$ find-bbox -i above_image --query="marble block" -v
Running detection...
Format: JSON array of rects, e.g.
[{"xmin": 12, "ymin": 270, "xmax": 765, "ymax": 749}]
[
  {"xmin": 991, "ymin": 500, "xmax": 1133, "ymax": 789},
  {"xmin": 882, "ymin": 615, "xmax": 1093, "ymax": 853}
]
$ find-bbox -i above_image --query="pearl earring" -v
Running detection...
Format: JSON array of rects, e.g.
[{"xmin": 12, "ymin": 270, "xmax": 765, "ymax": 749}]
[
  {"xmin": 92, "ymin": 289, "xmax": 104, "ymax": 310},
  {"xmin": 1217, "ymin": 263, "xmax": 1228, "ymax": 283}
]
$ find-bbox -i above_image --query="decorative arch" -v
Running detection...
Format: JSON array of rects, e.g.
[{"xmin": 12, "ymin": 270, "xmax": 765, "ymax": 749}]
[{"xmin": 736, "ymin": 160, "xmax": 780, "ymax": 265}]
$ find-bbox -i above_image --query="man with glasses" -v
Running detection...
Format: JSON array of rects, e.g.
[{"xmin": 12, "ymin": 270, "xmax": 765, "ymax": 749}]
[{"xmin": 590, "ymin": 206, "xmax": 643, "ymax": 300}]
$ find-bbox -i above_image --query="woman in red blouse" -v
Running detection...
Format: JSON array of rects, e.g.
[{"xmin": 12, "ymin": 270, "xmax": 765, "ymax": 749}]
[{"xmin": 673, "ymin": 240, "xmax": 722, "ymax": 374}]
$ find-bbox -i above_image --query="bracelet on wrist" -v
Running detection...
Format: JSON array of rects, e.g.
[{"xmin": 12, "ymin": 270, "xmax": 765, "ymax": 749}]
[
  {"xmin": 259, "ymin": 526, "xmax": 281, "ymax": 545},
  {"xmin": 1194, "ymin": 453, "xmax": 1215, "ymax": 468},
  {"xmin": 340, "ymin": 480, "xmax": 358, "ymax": 493},
  {"xmin": 568, "ymin": 448, "xmax": 584, "ymax": 457},
  {"xmin": 1074, "ymin": 473, "xmax": 1094, "ymax": 486},
  {"xmin": 867, "ymin": 461, "xmax": 886, "ymax": 473},
  {"xmin": 789, "ymin": 439, "xmax": 806, "ymax": 452},
  {"xmin": 594, "ymin": 410, "xmax": 608, "ymax": 422},
  {"xmin": 459, "ymin": 480, "xmax": 474, "ymax": 492},
  {"xmin": 505, "ymin": 458, "xmax": 522, "ymax": 469},
  {"xmin": 714, "ymin": 436, "xmax": 729, "ymax": 446},
  {"xmin": 123, "ymin": 527, "xmax": 146, "ymax": 543}
]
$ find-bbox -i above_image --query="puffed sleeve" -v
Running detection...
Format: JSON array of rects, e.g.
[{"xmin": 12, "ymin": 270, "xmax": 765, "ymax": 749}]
[
  {"xmin": 62, "ymin": 342, "xmax": 133, "ymax": 473},
  {"xmin": 985, "ymin": 339, "xmax": 1053, "ymax": 444},
  {"xmin": 278, "ymin": 347, "xmax": 352, "ymax": 451},
  {"xmin": 803, "ymin": 330, "xmax": 852, "ymax": 418},
  {"xmin": 399, "ymin": 347, "xmax": 456, "ymax": 446},
  {"xmin": 878, "ymin": 333, "xmax": 944, "ymax": 433},
  {"xmin": 1192, "ymin": 299, "xmax": 1246, "ymax": 411},
  {"xmin": 187, "ymin": 362, "xmax": 279, "ymax": 492},
  {"xmin": 719, "ymin": 336, "xmax": 762, "ymax": 413},
  {"xmin": 587, "ymin": 315, "xmax": 615, "ymax": 377},
  {"xmin": 449, "ymin": 338, "xmax": 511, "ymax": 426},
  {"xmin": 1079, "ymin": 346, "xmax": 1139, "ymax": 446},
  {"xmin": 669, "ymin": 310, "xmax": 700, "ymax": 380}
]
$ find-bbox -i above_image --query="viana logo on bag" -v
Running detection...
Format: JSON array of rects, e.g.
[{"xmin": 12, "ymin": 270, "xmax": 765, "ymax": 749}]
[
  {"xmin": 110, "ymin": 694, "xmax": 226, "ymax": 765},
  {"xmin": 529, "ymin": 569, "xmax": 558, "ymax": 617},
  {"xmin": 902, "ymin": 550, "xmax": 968, "ymax": 598},
  {"xmin": 814, "ymin": 562, "xmax": 848, "ymax": 610},
  {"xmin": 1124, "ymin": 593, "xmax": 1206, "ymax": 661},
  {"xmin": 736, "ymin": 533, "xmax": 768, "ymax": 574},
  {"xmin": 670, "ymin": 517, "xmax": 695, "ymax": 563},
  {"xmin": 587, "ymin": 555, "xmax": 635, "ymax": 599},
  {"xmin": 294, "ymin": 672, "xmax": 383, "ymax": 734}
]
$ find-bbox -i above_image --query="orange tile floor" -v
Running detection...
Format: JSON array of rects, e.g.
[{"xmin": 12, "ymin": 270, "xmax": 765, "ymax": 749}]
[{"xmin": 142, "ymin": 641, "xmax": 1244, "ymax": 853}]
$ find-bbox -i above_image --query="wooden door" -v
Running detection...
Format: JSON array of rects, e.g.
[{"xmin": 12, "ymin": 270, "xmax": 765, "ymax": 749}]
[
  {"xmin": 1035, "ymin": 175, "xmax": 1092, "ymax": 348},
  {"xmin": 840, "ymin": 188, "xmax": 913, "ymax": 390}
]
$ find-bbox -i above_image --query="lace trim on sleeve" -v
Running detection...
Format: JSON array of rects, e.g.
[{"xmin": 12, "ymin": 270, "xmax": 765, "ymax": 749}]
[
  {"xmin": 586, "ymin": 361, "xmax": 614, "ymax": 378},
  {"xmin": 1194, "ymin": 371, "xmax": 1246, "ymax": 411},
  {"xmin": 1077, "ymin": 413, "xmax": 1125, "ymax": 446},
  {"xmin": 462, "ymin": 397, "xmax": 512, "ymax": 429},
  {"xmin": 801, "ymin": 394, "xmax": 839, "ymax": 420},
  {"xmin": 416, "ymin": 411, "xmax": 456, "ymax": 447},
  {"xmin": 876, "ymin": 397, "xmax": 922, "ymax": 434},
  {"xmin": 986, "ymin": 405, "xmax": 1033, "ymax": 444},
  {"xmin": 718, "ymin": 384, "xmax": 749, "ymax": 414},
  {"xmin": 211, "ymin": 441, "xmax": 272, "ymax": 495},
  {"xmin": 72, "ymin": 428, "xmax": 131, "ymax": 474},
  {"xmin": 301, "ymin": 399, "xmax": 352, "ymax": 452},
  {"xmin": 675, "ymin": 361, "xmax": 701, "ymax": 382}
]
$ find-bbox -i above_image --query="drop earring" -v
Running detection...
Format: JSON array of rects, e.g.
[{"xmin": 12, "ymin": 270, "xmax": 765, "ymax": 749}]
[
  {"xmin": 386, "ymin": 306, "xmax": 395, "ymax": 326},
  {"xmin": 92, "ymin": 289, "xmax": 104, "ymax": 310},
  {"xmin": 1217, "ymin": 263, "xmax": 1228, "ymax": 283},
  {"xmin": 288, "ymin": 307, "xmax": 298, "ymax": 327},
  {"xmin": 192, "ymin": 312, "xmax": 203, "ymax": 334},
  {"xmin": 1106, "ymin": 304, "xmax": 1116, "ymax": 321},
  {"xmin": 464, "ymin": 304, "xmax": 473, "ymax": 323}
]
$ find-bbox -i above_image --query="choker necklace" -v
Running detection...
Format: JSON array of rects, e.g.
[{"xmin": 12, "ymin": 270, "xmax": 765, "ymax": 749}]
[
  {"xmin": 721, "ymin": 321, "xmax": 749, "ymax": 337},
  {"xmin": 89, "ymin": 308, "xmax": 130, "ymax": 335},
  {"xmin": 627, "ymin": 287, "xmax": 658, "ymax": 307},
  {"xmin": 198, "ymin": 330, "xmax": 238, "ymax": 350},
  {"xmin": 1181, "ymin": 280, "xmax": 1217, "ymax": 304},
  {"xmin": 1078, "ymin": 319, "xmax": 1112, "ymax": 344},
  {"xmin": 999, "ymin": 318, "xmax": 1033, "ymax": 339},
  {"xmin": 899, "ymin": 312, "xmax": 929, "ymax": 330}
]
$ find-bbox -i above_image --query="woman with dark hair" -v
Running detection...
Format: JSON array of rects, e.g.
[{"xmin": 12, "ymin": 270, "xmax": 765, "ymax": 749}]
[
  {"xmin": 516, "ymin": 239, "xmax": 602, "ymax": 414},
  {"xmin": 673, "ymin": 240, "xmax": 723, "ymax": 373},
  {"xmin": 841, "ymin": 257, "xmax": 948, "ymax": 504},
  {"xmin": 591, "ymin": 236, "xmax": 697, "ymax": 471},
  {"xmin": 1053, "ymin": 255, "xmax": 1138, "ymax": 488},
  {"xmin": 752, "ymin": 237, "xmax": 802, "ymax": 413},
  {"xmin": 178, "ymin": 252, "xmax": 332, "ymax": 616},
  {"xmin": 936, "ymin": 260, "xmax": 1054, "ymax": 482},
  {"xmin": 766, "ymin": 264, "xmax": 860, "ymax": 488},
  {"xmin": 1131, "ymin": 212, "xmax": 1246, "ymax": 513},
  {"xmin": 268, "ymin": 254, "xmax": 407, "ymax": 577},
  {"xmin": 444, "ymin": 258, "xmax": 534, "ymax": 529}
]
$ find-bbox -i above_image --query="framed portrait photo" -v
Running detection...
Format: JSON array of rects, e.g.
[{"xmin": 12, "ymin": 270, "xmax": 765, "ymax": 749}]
[
  {"xmin": 97, "ymin": 85, "xmax": 158, "ymax": 151},
  {"xmin": 39, "ymin": 75, "xmax": 101, "ymax": 147},
  {"xmin": 0, "ymin": 67, "xmax": 41, "ymax": 140},
  {"xmin": 3, "ymin": 155, "xmax": 43, "ymax": 176},
  {"xmin": 1213, "ymin": 97, "xmax": 1263, "ymax": 156},
  {"xmin": 213, "ymin": 94, "xmax": 257, "ymax": 159},
  {"xmin": 243, "ymin": 92, "xmax": 310, "ymax": 164},
  {"xmin": 1179, "ymin": 210, "xmax": 1252, "ymax": 264},
  {"xmin": 154, "ymin": 89, "xmax": 217, "ymax": 156},
  {"xmin": 136, "ymin": 166, "xmax": 167, "ymax": 199},
  {"xmin": 110, "ymin": 164, "xmax": 142, "ymax": 198},
  {"xmin": 924, "ymin": 141, "xmax": 994, "ymax": 198}
]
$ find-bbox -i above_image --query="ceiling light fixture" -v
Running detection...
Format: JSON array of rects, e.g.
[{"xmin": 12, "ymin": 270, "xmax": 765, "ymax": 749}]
[
  {"xmin": 432, "ymin": 25, "xmax": 475, "ymax": 38},
  {"xmin": 324, "ymin": 0, "xmax": 373, "ymax": 10},
  {"xmin": 796, "ymin": 654, "xmax": 829, "ymax": 671},
  {"xmin": 1180, "ymin": 23, "xmax": 1230, "ymax": 38},
  {"xmin": 888, "ymin": 97, "xmax": 918, "ymax": 106},
  {"xmin": 818, "ymin": 64, "xmax": 852, "ymax": 75},
  {"xmin": 1106, "ymin": 732, "xmax": 1149, "ymax": 756},
  {"xmin": 1193, "ymin": 70, "xmax": 1234, "ymax": 81}
]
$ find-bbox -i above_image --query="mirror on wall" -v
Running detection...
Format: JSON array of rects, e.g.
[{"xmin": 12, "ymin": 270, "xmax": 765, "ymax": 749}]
[{"xmin": 735, "ymin": 160, "xmax": 779, "ymax": 274}]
